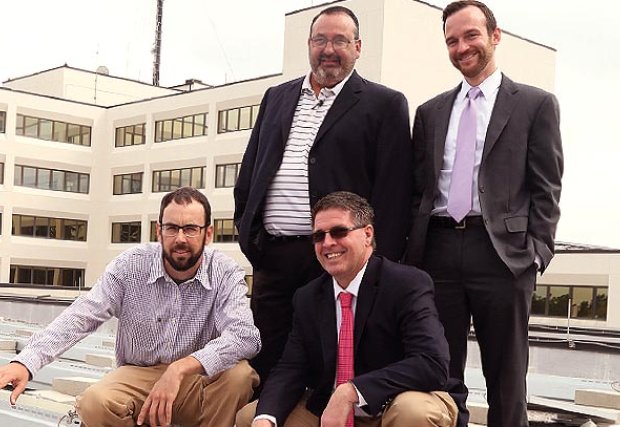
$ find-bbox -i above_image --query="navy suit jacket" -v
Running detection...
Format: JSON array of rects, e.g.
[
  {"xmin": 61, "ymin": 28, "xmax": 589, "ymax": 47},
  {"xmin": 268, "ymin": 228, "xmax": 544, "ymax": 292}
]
[
  {"xmin": 255, "ymin": 255, "xmax": 451, "ymax": 426},
  {"xmin": 405, "ymin": 74, "xmax": 563, "ymax": 276},
  {"xmin": 234, "ymin": 71, "xmax": 412, "ymax": 265}
]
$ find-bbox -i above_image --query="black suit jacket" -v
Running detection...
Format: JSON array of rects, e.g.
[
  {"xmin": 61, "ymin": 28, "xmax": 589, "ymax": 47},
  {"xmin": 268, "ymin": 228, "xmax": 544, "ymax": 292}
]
[
  {"xmin": 405, "ymin": 74, "xmax": 563, "ymax": 276},
  {"xmin": 256, "ymin": 255, "xmax": 450, "ymax": 426},
  {"xmin": 234, "ymin": 71, "xmax": 412, "ymax": 265}
]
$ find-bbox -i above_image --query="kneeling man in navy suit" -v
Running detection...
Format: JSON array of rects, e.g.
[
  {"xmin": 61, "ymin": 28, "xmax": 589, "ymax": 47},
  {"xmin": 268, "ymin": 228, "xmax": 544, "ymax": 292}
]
[{"xmin": 237, "ymin": 191, "xmax": 459, "ymax": 427}]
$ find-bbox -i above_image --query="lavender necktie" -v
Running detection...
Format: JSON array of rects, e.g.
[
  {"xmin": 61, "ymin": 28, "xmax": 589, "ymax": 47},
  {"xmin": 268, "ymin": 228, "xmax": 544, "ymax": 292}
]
[{"xmin": 447, "ymin": 86, "xmax": 481, "ymax": 222}]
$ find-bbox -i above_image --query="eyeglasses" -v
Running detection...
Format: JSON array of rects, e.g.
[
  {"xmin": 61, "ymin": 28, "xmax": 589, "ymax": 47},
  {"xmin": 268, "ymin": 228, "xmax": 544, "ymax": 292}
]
[
  {"xmin": 309, "ymin": 36, "xmax": 358, "ymax": 50},
  {"xmin": 160, "ymin": 223, "xmax": 206, "ymax": 238},
  {"xmin": 311, "ymin": 225, "xmax": 366, "ymax": 244}
]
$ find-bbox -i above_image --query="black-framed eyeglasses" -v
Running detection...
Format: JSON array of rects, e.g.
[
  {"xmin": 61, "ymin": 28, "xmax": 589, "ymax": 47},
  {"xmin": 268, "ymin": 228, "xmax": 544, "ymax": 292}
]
[
  {"xmin": 160, "ymin": 223, "xmax": 207, "ymax": 238},
  {"xmin": 309, "ymin": 36, "xmax": 358, "ymax": 50},
  {"xmin": 311, "ymin": 225, "xmax": 366, "ymax": 244}
]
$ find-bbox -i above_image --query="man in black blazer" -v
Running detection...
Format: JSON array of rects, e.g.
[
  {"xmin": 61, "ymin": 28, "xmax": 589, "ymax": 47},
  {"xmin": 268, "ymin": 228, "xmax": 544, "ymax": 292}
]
[
  {"xmin": 404, "ymin": 2, "xmax": 563, "ymax": 426},
  {"xmin": 237, "ymin": 191, "xmax": 458, "ymax": 427},
  {"xmin": 234, "ymin": 6, "xmax": 412, "ymax": 387}
]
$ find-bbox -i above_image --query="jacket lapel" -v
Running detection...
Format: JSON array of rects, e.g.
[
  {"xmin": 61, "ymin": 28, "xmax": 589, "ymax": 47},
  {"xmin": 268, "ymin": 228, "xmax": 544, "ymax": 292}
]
[
  {"xmin": 482, "ymin": 74, "xmax": 519, "ymax": 161},
  {"xmin": 280, "ymin": 78, "xmax": 304, "ymax": 144},
  {"xmin": 313, "ymin": 71, "xmax": 362, "ymax": 149},
  {"xmin": 318, "ymin": 275, "xmax": 338, "ymax": 376},
  {"xmin": 354, "ymin": 256, "xmax": 380, "ymax": 353}
]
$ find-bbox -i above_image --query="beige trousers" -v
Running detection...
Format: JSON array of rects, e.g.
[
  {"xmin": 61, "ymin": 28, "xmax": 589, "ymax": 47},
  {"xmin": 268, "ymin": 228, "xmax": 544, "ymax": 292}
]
[
  {"xmin": 75, "ymin": 360, "xmax": 258, "ymax": 427},
  {"xmin": 236, "ymin": 390, "xmax": 458, "ymax": 427}
]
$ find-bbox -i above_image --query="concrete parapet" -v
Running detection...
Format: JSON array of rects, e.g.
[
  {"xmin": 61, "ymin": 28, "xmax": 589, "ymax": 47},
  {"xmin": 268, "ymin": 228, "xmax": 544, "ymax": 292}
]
[
  {"xmin": 0, "ymin": 388, "xmax": 73, "ymax": 415},
  {"xmin": 0, "ymin": 339, "xmax": 16, "ymax": 351},
  {"xmin": 52, "ymin": 376, "xmax": 98, "ymax": 396},
  {"xmin": 575, "ymin": 389, "xmax": 620, "ymax": 410},
  {"xmin": 467, "ymin": 401, "xmax": 488, "ymax": 425},
  {"xmin": 85, "ymin": 353, "xmax": 115, "ymax": 368},
  {"xmin": 101, "ymin": 339, "xmax": 115, "ymax": 348},
  {"xmin": 28, "ymin": 389, "xmax": 76, "ymax": 405}
]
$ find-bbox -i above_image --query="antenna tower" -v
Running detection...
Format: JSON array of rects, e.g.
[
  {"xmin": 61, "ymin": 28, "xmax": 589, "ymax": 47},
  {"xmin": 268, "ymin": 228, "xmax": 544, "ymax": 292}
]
[{"xmin": 152, "ymin": 0, "xmax": 164, "ymax": 86}]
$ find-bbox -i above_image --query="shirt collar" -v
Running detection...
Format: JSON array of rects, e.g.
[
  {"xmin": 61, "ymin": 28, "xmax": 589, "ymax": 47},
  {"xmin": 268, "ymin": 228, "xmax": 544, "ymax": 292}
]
[
  {"xmin": 332, "ymin": 260, "xmax": 369, "ymax": 300},
  {"xmin": 458, "ymin": 68, "xmax": 502, "ymax": 101},
  {"xmin": 146, "ymin": 243, "xmax": 212, "ymax": 290},
  {"xmin": 301, "ymin": 69, "xmax": 355, "ymax": 98}
]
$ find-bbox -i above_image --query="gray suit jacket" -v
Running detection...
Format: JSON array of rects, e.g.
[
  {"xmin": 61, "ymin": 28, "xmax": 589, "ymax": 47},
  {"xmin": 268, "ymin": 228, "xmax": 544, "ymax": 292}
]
[{"xmin": 405, "ymin": 74, "xmax": 563, "ymax": 277}]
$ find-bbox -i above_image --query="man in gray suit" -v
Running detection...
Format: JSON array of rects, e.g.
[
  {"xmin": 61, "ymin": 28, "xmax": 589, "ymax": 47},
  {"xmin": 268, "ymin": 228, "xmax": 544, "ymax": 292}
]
[{"xmin": 404, "ymin": 1, "xmax": 563, "ymax": 426}]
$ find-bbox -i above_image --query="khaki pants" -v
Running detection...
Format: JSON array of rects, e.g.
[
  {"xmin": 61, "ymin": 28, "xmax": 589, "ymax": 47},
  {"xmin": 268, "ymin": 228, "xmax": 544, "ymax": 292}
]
[
  {"xmin": 76, "ymin": 360, "xmax": 258, "ymax": 427},
  {"xmin": 236, "ymin": 390, "xmax": 458, "ymax": 427}
]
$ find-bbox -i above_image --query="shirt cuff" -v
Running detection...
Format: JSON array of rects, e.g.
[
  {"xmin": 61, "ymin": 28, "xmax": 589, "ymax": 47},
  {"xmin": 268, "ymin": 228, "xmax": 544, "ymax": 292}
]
[
  {"xmin": 351, "ymin": 382, "xmax": 367, "ymax": 408},
  {"xmin": 254, "ymin": 414, "xmax": 277, "ymax": 427},
  {"xmin": 534, "ymin": 254, "xmax": 542, "ymax": 272}
]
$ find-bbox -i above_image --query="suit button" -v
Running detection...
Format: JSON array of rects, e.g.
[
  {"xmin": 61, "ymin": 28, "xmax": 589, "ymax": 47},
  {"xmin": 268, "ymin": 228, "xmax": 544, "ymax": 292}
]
[
  {"xmin": 479, "ymin": 185, "xmax": 485, "ymax": 193},
  {"xmin": 309, "ymin": 157, "xmax": 316, "ymax": 164}
]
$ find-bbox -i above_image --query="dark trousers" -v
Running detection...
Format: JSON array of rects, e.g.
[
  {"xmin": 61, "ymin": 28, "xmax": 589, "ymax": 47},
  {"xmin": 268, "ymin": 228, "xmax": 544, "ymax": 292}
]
[
  {"xmin": 250, "ymin": 236, "xmax": 323, "ymax": 393},
  {"xmin": 422, "ymin": 221, "xmax": 536, "ymax": 427}
]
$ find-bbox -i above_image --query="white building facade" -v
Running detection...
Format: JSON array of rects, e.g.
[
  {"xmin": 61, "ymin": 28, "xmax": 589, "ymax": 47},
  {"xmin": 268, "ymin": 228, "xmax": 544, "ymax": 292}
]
[{"xmin": 3, "ymin": 0, "xmax": 615, "ymax": 328}]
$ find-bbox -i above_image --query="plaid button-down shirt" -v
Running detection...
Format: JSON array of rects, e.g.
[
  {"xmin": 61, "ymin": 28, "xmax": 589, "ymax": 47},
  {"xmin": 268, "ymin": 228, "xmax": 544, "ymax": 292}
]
[{"xmin": 15, "ymin": 243, "xmax": 261, "ymax": 377}]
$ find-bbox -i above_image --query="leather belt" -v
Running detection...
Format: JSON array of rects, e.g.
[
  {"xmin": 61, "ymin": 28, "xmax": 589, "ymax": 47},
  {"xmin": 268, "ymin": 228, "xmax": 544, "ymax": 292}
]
[
  {"xmin": 429, "ymin": 216, "xmax": 484, "ymax": 229},
  {"xmin": 266, "ymin": 234, "xmax": 311, "ymax": 242}
]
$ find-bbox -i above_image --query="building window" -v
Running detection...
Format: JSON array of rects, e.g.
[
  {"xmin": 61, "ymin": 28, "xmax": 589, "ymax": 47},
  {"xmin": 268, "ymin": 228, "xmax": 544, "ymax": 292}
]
[
  {"xmin": 154, "ymin": 112, "xmax": 207, "ymax": 143},
  {"xmin": 152, "ymin": 166, "xmax": 205, "ymax": 192},
  {"xmin": 150, "ymin": 221, "xmax": 158, "ymax": 242},
  {"xmin": 112, "ymin": 221, "xmax": 141, "ymax": 243},
  {"xmin": 115, "ymin": 123, "xmax": 146, "ymax": 147},
  {"xmin": 10, "ymin": 265, "xmax": 85, "ymax": 288},
  {"xmin": 14, "ymin": 165, "xmax": 89, "ymax": 194},
  {"xmin": 218, "ymin": 104, "xmax": 260, "ymax": 133},
  {"xmin": 531, "ymin": 285, "xmax": 608, "ymax": 320},
  {"xmin": 113, "ymin": 172, "xmax": 143, "ymax": 195},
  {"xmin": 0, "ymin": 162, "xmax": 4, "ymax": 184},
  {"xmin": 215, "ymin": 163, "xmax": 241, "ymax": 188},
  {"xmin": 15, "ymin": 114, "xmax": 91, "ymax": 146},
  {"xmin": 0, "ymin": 111, "xmax": 6, "ymax": 133},
  {"xmin": 213, "ymin": 219, "xmax": 238, "ymax": 243},
  {"xmin": 12, "ymin": 214, "xmax": 87, "ymax": 241}
]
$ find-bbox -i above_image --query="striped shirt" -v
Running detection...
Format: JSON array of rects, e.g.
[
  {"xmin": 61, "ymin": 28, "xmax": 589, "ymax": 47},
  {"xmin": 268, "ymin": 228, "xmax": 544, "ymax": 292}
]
[
  {"xmin": 14, "ymin": 243, "xmax": 261, "ymax": 377},
  {"xmin": 263, "ymin": 71, "xmax": 352, "ymax": 236}
]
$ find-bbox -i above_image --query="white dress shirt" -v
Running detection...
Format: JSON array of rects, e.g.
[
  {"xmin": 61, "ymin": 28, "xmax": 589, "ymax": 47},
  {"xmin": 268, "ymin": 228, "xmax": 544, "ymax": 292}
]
[{"xmin": 432, "ymin": 68, "xmax": 502, "ymax": 216}]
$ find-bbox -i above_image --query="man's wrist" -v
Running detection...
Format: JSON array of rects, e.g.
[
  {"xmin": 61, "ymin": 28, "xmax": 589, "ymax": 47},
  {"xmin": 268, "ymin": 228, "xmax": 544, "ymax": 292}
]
[
  {"xmin": 337, "ymin": 381, "xmax": 359, "ymax": 403},
  {"xmin": 253, "ymin": 415, "xmax": 277, "ymax": 426},
  {"xmin": 167, "ymin": 356, "xmax": 204, "ymax": 380}
]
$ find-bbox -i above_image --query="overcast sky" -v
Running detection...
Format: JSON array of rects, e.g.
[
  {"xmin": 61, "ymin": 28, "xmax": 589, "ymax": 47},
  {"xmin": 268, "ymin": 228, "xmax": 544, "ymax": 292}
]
[{"xmin": 2, "ymin": 0, "xmax": 619, "ymax": 248}]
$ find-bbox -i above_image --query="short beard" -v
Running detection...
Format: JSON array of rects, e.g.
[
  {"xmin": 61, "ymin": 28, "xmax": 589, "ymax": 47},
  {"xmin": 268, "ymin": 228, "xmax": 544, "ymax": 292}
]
[
  {"xmin": 162, "ymin": 238, "xmax": 205, "ymax": 273},
  {"xmin": 311, "ymin": 54, "xmax": 348, "ymax": 87}
]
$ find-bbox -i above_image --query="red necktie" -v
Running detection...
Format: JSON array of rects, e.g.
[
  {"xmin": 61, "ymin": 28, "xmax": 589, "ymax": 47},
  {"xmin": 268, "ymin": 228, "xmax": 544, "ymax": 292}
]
[{"xmin": 337, "ymin": 292, "xmax": 354, "ymax": 427}]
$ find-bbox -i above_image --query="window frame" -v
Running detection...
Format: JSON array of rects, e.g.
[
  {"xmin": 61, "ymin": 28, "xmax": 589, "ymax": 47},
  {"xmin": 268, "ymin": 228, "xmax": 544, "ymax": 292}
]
[
  {"xmin": 14, "ymin": 164, "xmax": 90, "ymax": 194},
  {"xmin": 15, "ymin": 114, "xmax": 91, "ymax": 146}
]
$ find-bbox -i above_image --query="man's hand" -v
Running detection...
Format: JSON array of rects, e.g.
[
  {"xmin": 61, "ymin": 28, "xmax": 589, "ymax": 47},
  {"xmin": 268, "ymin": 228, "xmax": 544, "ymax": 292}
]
[
  {"xmin": 137, "ymin": 356, "xmax": 203, "ymax": 426},
  {"xmin": 252, "ymin": 420, "xmax": 275, "ymax": 427},
  {"xmin": 0, "ymin": 362, "xmax": 30, "ymax": 405},
  {"xmin": 320, "ymin": 382, "xmax": 359, "ymax": 427}
]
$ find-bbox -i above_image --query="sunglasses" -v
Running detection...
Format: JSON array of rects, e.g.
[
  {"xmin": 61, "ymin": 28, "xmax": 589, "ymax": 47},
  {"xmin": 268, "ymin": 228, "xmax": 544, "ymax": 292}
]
[{"xmin": 311, "ymin": 225, "xmax": 366, "ymax": 244}]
